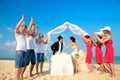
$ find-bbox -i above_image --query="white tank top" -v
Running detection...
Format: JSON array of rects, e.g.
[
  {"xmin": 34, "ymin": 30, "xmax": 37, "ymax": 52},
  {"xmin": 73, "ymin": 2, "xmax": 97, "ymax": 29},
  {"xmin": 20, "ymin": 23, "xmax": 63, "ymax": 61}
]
[
  {"xmin": 16, "ymin": 33, "xmax": 26, "ymax": 51},
  {"xmin": 26, "ymin": 36, "xmax": 34, "ymax": 50},
  {"xmin": 35, "ymin": 43, "xmax": 45, "ymax": 53}
]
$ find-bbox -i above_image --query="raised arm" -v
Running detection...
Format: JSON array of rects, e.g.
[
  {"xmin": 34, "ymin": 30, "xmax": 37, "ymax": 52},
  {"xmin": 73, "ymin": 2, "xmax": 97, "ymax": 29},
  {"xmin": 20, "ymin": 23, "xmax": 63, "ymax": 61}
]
[
  {"xmin": 93, "ymin": 41, "xmax": 98, "ymax": 47},
  {"xmin": 43, "ymin": 36, "xmax": 48, "ymax": 44},
  {"xmin": 28, "ymin": 17, "xmax": 34, "ymax": 31},
  {"xmin": 81, "ymin": 34, "xmax": 90, "ymax": 43},
  {"xmin": 32, "ymin": 24, "xmax": 38, "ymax": 37},
  {"xmin": 94, "ymin": 32, "xmax": 111, "ymax": 43},
  {"xmin": 15, "ymin": 15, "xmax": 25, "ymax": 35},
  {"xmin": 90, "ymin": 36, "xmax": 98, "ymax": 46}
]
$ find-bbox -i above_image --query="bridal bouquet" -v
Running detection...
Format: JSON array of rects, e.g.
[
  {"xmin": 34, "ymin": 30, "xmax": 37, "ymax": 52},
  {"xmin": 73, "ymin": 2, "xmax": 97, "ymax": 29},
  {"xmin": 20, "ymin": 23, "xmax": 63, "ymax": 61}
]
[{"xmin": 74, "ymin": 53, "xmax": 79, "ymax": 59}]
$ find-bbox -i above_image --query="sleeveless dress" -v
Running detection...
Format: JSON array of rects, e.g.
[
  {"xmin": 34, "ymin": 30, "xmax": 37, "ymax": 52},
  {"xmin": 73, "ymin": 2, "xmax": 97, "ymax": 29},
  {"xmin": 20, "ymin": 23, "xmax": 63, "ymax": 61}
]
[
  {"xmin": 71, "ymin": 46, "xmax": 88, "ymax": 71},
  {"xmin": 85, "ymin": 42, "xmax": 93, "ymax": 64},
  {"xmin": 96, "ymin": 43, "xmax": 103, "ymax": 64},
  {"xmin": 104, "ymin": 40, "xmax": 114, "ymax": 63}
]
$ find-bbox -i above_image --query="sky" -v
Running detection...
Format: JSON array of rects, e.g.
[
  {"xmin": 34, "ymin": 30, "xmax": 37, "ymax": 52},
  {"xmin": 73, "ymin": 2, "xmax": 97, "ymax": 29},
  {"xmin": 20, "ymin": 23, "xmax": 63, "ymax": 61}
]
[{"xmin": 0, "ymin": 0, "xmax": 120, "ymax": 58}]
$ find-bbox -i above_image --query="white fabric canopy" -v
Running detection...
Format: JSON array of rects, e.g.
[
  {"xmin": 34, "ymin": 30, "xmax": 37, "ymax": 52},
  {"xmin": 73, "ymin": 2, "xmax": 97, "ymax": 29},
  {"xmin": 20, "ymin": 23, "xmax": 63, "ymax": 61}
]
[
  {"xmin": 46, "ymin": 22, "xmax": 86, "ymax": 53},
  {"xmin": 45, "ymin": 22, "xmax": 87, "ymax": 70}
]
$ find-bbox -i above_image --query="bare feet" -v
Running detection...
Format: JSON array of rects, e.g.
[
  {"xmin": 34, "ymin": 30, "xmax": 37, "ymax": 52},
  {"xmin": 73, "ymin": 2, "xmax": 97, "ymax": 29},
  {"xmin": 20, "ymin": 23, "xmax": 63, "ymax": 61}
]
[
  {"xmin": 89, "ymin": 70, "xmax": 93, "ymax": 73},
  {"xmin": 89, "ymin": 71, "xmax": 92, "ymax": 73},
  {"xmin": 20, "ymin": 78, "xmax": 23, "ymax": 80},
  {"xmin": 100, "ymin": 71, "xmax": 104, "ymax": 74},
  {"xmin": 36, "ymin": 72, "xmax": 38, "ymax": 74},
  {"xmin": 40, "ymin": 71, "xmax": 44, "ymax": 74},
  {"xmin": 74, "ymin": 70, "xmax": 78, "ymax": 74},
  {"xmin": 29, "ymin": 74, "xmax": 34, "ymax": 77},
  {"xmin": 110, "ymin": 74, "xmax": 116, "ymax": 78},
  {"xmin": 20, "ymin": 75, "xmax": 23, "ymax": 80}
]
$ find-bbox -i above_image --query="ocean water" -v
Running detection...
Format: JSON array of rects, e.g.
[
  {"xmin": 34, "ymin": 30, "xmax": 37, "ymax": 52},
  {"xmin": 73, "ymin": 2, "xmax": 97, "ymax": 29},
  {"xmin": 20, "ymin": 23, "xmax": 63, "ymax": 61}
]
[{"xmin": 0, "ymin": 56, "xmax": 120, "ymax": 64}]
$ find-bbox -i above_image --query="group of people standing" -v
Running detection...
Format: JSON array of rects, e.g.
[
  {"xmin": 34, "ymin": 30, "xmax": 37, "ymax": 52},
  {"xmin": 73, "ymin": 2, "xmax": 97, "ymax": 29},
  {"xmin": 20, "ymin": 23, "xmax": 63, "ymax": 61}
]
[
  {"xmin": 14, "ymin": 15, "xmax": 48, "ymax": 80},
  {"xmin": 14, "ymin": 15, "xmax": 116, "ymax": 80},
  {"xmin": 50, "ymin": 26, "xmax": 116, "ymax": 77},
  {"xmin": 81, "ymin": 26, "xmax": 116, "ymax": 77}
]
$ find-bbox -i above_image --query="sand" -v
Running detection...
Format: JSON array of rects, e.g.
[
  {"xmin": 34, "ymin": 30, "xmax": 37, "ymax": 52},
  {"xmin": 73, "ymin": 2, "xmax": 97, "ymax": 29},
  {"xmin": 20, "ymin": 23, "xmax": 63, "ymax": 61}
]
[{"xmin": 0, "ymin": 60, "xmax": 120, "ymax": 80}]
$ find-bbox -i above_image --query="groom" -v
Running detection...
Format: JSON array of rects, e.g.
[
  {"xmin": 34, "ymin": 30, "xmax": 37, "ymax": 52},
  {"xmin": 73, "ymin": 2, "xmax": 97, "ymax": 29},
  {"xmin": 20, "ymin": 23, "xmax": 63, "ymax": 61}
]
[{"xmin": 51, "ymin": 35, "xmax": 63, "ymax": 55}]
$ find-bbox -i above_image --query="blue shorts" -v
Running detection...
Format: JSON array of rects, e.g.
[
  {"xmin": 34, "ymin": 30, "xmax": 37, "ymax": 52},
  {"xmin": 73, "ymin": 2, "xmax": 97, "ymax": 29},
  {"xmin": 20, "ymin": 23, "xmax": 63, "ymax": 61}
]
[
  {"xmin": 15, "ymin": 51, "xmax": 27, "ymax": 68},
  {"xmin": 36, "ymin": 53, "xmax": 44, "ymax": 62},
  {"xmin": 26, "ymin": 49, "xmax": 36, "ymax": 65}
]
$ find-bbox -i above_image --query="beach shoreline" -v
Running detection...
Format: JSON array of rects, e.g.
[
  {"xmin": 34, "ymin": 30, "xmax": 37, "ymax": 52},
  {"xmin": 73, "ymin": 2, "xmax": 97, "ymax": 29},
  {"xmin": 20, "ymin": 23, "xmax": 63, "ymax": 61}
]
[{"xmin": 0, "ymin": 60, "xmax": 120, "ymax": 80}]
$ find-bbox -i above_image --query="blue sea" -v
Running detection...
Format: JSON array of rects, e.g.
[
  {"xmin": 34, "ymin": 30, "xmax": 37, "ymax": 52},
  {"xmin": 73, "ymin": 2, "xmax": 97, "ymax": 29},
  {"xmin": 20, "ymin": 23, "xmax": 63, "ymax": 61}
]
[{"xmin": 0, "ymin": 56, "xmax": 120, "ymax": 64}]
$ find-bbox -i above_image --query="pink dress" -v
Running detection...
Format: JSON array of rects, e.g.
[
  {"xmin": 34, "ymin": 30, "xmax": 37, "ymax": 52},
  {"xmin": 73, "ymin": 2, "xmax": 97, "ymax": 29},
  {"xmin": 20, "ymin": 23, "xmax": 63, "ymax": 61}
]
[
  {"xmin": 96, "ymin": 43, "xmax": 103, "ymax": 64},
  {"xmin": 104, "ymin": 40, "xmax": 114, "ymax": 63},
  {"xmin": 85, "ymin": 42, "xmax": 93, "ymax": 63}
]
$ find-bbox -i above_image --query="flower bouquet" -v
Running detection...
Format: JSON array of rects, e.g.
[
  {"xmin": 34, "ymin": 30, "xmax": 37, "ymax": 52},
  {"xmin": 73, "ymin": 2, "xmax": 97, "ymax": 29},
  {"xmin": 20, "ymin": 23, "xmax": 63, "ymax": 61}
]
[{"xmin": 74, "ymin": 53, "xmax": 79, "ymax": 59}]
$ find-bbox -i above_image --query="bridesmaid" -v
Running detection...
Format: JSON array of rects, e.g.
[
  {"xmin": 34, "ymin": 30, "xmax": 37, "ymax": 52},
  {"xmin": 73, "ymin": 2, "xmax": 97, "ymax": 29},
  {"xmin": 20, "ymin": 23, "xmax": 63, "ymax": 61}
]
[
  {"xmin": 81, "ymin": 33, "xmax": 93, "ymax": 73},
  {"xmin": 92, "ymin": 31, "xmax": 104, "ymax": 74},
  {"xmin": 94, "ymin": 26, "xmax": 116, "ymax": 77}
]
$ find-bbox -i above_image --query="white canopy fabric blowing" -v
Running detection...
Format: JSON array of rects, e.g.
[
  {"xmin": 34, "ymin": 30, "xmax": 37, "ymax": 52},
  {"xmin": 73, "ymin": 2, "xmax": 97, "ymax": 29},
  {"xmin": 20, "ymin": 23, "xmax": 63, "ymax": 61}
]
[
  {"xmin": 45, "ymin": 22, "xmax": 87, "ymax": 70},
  {"xmin": 46, "ymin": 22, "xmax": 86, "ymax": 55}
]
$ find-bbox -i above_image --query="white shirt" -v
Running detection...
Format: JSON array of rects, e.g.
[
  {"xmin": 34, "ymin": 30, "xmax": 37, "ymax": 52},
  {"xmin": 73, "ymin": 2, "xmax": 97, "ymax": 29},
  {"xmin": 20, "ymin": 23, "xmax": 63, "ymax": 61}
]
[
  {"xmin": 26, "ymin": 36, "xmax": 34, "ymax": 50},
  {"xmin": 58, "ymin": 41, "xmax": 61, "ymax": 53},
  {"xmin": 16, "ymin": 33, "xmax": 26, "ymax": 51},
  {"xmin": 35, "ymin": 40, "xmax": 46, "ymax": 53}
]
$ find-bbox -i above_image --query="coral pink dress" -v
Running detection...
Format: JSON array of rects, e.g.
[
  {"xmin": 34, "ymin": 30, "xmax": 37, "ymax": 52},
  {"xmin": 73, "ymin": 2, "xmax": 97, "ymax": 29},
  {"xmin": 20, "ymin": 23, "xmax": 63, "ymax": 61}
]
[
  {"xmin": 104, "ymin": 40, "xmax": 114, "ymax": 63},
  {"xmin": 96, "ymin": 43, "xmax": 103, "ymax": 64},
  {"xmin": 85, "ymin": 42, "xmax": 93, "ymax": 63}
]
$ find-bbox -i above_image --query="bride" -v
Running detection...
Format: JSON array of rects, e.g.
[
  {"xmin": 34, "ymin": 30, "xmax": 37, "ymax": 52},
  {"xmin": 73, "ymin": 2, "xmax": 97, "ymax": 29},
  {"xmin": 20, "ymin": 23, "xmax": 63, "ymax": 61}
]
[{"xmin": 64, "ymin": 36, "xmax": 88, "ymax": 73}]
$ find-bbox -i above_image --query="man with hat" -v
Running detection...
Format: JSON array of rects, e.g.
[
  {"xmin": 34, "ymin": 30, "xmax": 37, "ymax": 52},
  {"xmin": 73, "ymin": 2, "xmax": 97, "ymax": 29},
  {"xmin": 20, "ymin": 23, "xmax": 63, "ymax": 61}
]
[{"xmin": 51, "ymin": 35, "xmax": 63, "ymax": 55}]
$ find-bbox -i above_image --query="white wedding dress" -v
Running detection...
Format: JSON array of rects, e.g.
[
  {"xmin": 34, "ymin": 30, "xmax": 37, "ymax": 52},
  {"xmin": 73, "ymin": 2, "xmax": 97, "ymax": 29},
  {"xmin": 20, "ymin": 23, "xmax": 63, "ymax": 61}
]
[
  {"xmin": 50, "ymin": 53, "xmax": 74, "ymax": 76},
  {"xmin": 50, "ymin": 46, "xmax": 88, "ymax": 76},
  {"xmin": 71, "ymin": 46, "xmax": 89, "ymax": 72}
]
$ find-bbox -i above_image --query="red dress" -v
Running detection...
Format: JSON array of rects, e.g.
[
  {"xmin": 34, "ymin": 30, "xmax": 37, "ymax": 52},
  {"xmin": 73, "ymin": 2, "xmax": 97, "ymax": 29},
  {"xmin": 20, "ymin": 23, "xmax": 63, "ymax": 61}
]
[
  {"xmin": 96, "ymin": 43, "xmax": 103, "ymax": 64},
  {"xmin": 104, "ymin": 40, "xmax": 114, "ymax": 63},
  {"xmin": 85, "ymin": 42, "xmax": 93, "ymax": 63}
]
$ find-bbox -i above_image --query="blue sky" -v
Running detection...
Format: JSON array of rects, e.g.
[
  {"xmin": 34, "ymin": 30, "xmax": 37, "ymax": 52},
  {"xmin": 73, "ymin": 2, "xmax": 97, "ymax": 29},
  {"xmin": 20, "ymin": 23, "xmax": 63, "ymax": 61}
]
[{"xmin": 0, "ymin": 0, "xmax": 120, "ymax": 58}]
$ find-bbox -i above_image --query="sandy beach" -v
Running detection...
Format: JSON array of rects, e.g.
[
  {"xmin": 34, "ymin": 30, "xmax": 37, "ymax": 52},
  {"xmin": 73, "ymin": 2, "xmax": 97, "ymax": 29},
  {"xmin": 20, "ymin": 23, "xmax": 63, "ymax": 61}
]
[{"xmin": 0, "ymin": 60, "xmax": 120, "ymax": 80}]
